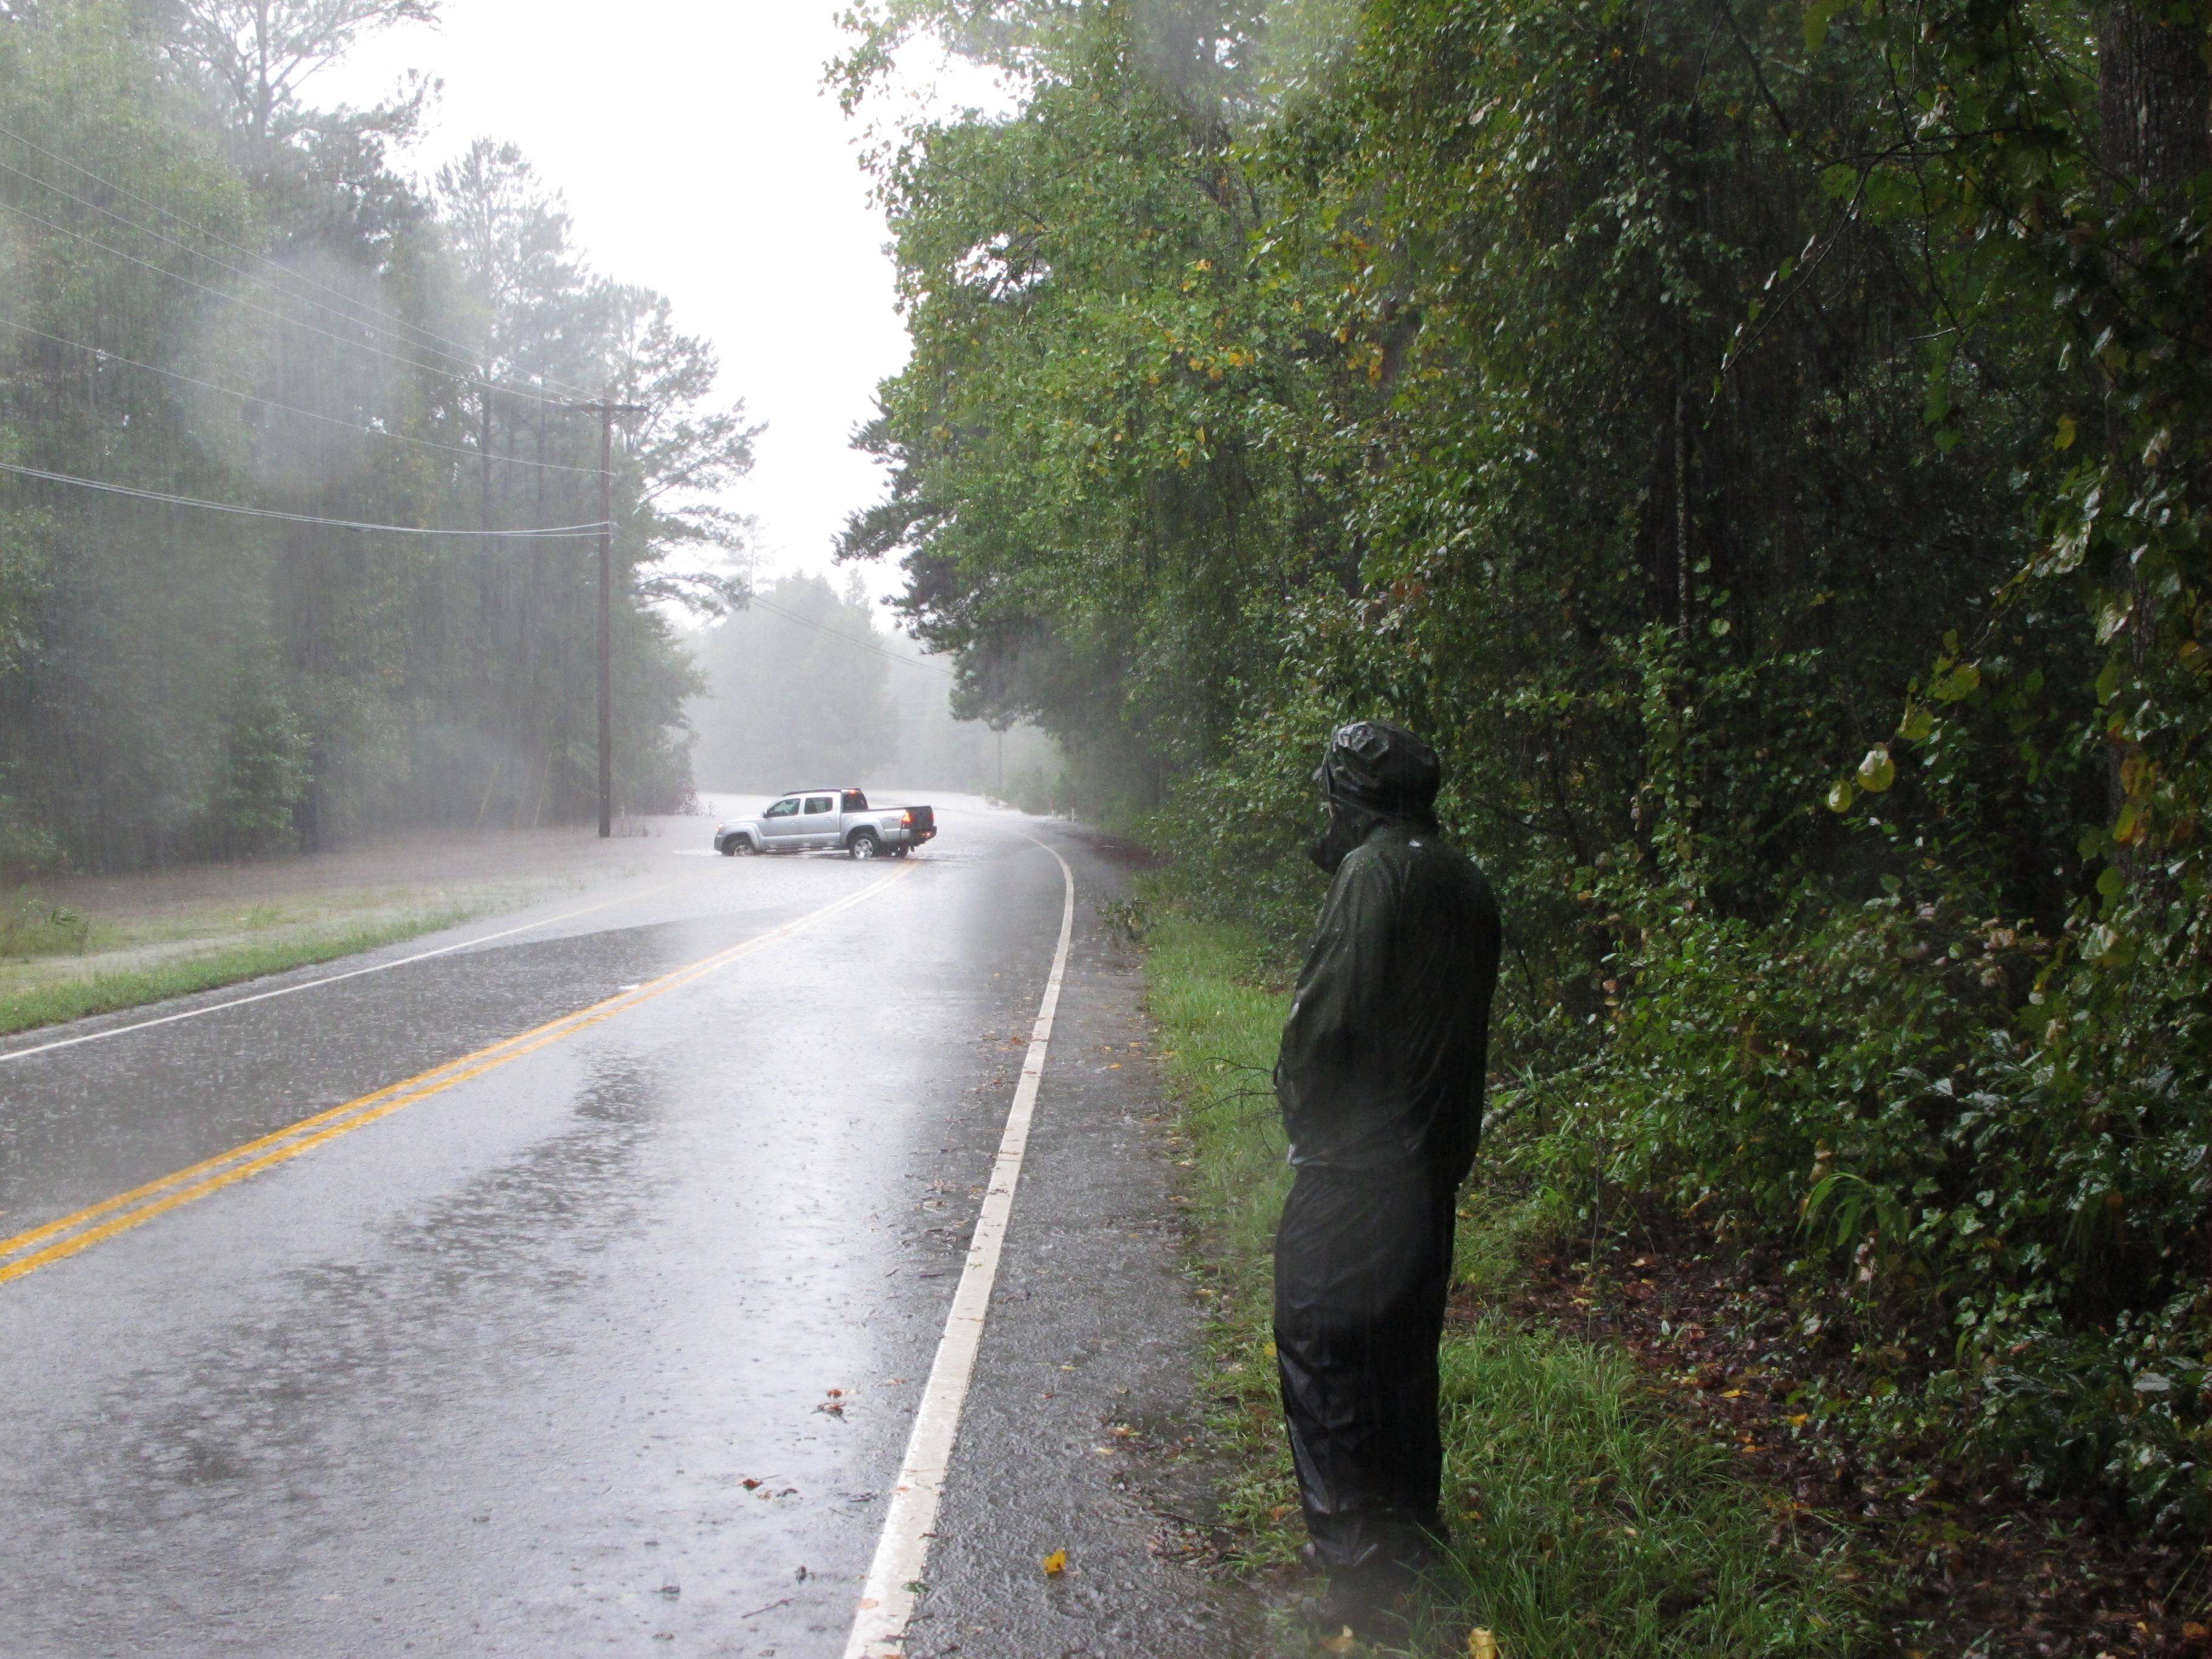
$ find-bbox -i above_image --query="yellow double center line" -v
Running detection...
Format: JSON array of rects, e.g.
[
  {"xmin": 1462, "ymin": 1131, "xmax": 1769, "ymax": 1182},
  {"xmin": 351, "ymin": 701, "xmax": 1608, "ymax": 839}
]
[{"xmin": 0, "ymin": 866, "xmax": 915, "ymax": 1289}]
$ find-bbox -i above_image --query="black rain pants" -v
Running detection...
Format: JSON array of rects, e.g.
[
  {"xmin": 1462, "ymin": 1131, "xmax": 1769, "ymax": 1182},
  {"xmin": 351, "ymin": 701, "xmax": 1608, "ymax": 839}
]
[{"xmin": 1272, "ymin": 1159, "xmax": 1458, "ymax": 1576}]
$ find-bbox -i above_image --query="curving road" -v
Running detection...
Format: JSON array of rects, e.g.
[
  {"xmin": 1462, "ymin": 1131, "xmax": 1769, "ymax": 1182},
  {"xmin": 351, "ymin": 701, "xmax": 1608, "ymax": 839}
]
[{"xmin": 0, "ymin": 803, "xmax": 1256, "ymax": 1658}]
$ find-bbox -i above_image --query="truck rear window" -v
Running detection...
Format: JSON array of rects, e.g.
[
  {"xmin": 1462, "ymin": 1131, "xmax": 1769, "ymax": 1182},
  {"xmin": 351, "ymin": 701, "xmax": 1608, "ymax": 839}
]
[{"xmin": 842, "ymin": 790, "xmax": 868, "ymax": 810}]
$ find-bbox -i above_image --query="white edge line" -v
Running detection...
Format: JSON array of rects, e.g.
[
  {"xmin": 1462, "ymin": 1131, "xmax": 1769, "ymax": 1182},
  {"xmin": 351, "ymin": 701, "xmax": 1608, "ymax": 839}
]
[
  {"xmin": 0, "ymin": 879, "xmax": 685, "ymax": 1065},
  {"xmin": 841, "ymin": 834, "xmax": 1076, "ymax": 1659}
]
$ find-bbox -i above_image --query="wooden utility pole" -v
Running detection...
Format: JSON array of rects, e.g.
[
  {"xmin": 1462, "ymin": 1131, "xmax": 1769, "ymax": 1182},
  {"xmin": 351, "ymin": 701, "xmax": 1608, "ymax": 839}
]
[
  {"xmin": 545, "ymin": 395, "xmax": 645, "ymax": 838},
  {"xmin": 597, "ymin": 411, "xmax": 613, "ymax": 837},
  {"xmin": 546, "ymin": 400, "xmax": 646, "ymax": 836},
  {"xmin": 574, "ymin": 398, "xmax": 646, "ymax": 839}
]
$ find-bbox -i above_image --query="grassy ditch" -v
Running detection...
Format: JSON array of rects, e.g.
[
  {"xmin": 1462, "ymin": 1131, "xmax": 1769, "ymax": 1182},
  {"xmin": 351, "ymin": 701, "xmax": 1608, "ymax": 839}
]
[
  {"xmin": 1144, "ymin": 909, "xmax": 1872, "ymax": 1658},
  {"xmin": 0, "ymin": 899, "xmax": 503, "ymax": 1037}
]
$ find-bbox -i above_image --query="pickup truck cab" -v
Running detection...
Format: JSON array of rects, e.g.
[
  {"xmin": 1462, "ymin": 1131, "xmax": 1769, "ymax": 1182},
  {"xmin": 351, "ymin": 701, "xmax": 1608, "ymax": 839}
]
[{"xmin": 714, "ymin": 789, "xmax": 937, "ymax": 860}]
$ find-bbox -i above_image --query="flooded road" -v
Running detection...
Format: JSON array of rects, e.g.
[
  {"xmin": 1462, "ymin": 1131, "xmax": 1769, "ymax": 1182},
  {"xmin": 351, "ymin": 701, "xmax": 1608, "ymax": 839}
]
[{"xmin": 0, "ymin": 806, "xmax": 1252, "ymax": 1658}]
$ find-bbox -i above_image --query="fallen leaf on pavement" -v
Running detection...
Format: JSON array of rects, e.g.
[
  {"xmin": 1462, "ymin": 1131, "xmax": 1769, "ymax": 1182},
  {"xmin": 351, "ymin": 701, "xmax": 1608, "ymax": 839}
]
[{"xmin": 1041, "ymin": 1549, "xmax": 1067, "ymax": 1577}]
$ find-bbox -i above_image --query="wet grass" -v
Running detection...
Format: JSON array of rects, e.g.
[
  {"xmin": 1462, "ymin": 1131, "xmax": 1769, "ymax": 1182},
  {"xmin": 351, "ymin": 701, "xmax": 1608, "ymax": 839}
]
[
  {"xmin": 0, "ymin": 893, "xmax": 93, "ymax": 958},
  {"xmin": 1142, "ymin": 910, "xmax": 1873, "ymax": 1658},
  {"xmin": 1142, "ymin": 916, "xmax": 1301, "ymax": 1560},
  {"xmin": 0, "ymin": 902, "xmax": 492, "ymax": 1037}
]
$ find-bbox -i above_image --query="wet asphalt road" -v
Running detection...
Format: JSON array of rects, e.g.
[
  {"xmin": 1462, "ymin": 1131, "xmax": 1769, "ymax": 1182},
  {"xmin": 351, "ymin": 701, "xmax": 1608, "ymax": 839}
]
[{"xmin": 0, "ymin": 805, "xmax": 1256, "ymax": 1658}]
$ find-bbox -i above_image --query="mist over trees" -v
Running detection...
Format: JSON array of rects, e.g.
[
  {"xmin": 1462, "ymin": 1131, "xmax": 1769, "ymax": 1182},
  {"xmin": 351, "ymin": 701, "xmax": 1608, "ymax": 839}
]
[
  {"xmin": 689, "ymin": 574, "xmax": 894, "ymax": 791},
  {"xmin": 687, "ymin": 571, "xmax": 1056, "ymax": 797},
  {"xmin": 0, "ymin": 0, "xmax": 751, "ymax": 874},
  {"xmin": 839, "ymin": 1, "xmax": 2212, "ymax": 1530}
]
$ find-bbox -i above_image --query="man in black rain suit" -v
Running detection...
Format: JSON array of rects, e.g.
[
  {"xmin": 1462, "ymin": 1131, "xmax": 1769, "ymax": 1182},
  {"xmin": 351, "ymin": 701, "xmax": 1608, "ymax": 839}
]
[{"xmin": 1273, "ymin": 719, "xmax": 1501, "ymax": 1626}]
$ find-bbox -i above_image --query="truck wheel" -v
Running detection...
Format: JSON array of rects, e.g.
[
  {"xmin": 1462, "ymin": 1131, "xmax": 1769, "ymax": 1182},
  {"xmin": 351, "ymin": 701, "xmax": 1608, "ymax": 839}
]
[
  {"xmin": 848, "ymin": 830, "xmax": 881, "ymax": 860},
  {"xmin": 728, "ymin": 838, "xmax": 756, "ymax": 856},
  {"xmin": 718, "ymin": 839, "xmax": 737, "ymax": 856},
  {"xmin": 891, "ymin": 846, "xmax": 911, "ymax": 859}
]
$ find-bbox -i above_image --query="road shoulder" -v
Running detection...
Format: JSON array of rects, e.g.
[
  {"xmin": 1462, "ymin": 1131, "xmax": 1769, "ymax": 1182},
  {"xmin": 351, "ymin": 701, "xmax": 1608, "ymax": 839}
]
[{"xmin": 903, "ymin": 826, "xmax": 1263, "ymax": 1659}]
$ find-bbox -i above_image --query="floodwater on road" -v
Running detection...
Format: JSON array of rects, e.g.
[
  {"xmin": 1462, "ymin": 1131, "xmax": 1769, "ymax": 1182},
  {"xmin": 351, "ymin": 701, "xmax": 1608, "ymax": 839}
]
[{"xmin": 0, "ymin": 803, "xmax": 1225, "ymax": 1658}]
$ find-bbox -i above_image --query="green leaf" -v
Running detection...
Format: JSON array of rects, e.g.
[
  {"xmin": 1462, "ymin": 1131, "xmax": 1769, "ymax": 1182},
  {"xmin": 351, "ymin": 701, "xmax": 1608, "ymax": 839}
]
[
  {"xmin": 1930, "ymin": 662, "xmax": 1981, "ymax": 702},
  {"xmin": 1825, "ymin": 778, "xmax": 1857, "ymax": 814},
  {"xmin": 1897, "ymin": 705, "xmax": 1934, "ymax": 742},
  {"xmin": 2083, "ymin": 923, "xmax": 2134, "ymax": 967},
  {"xmin": 1857, "ymin": 746, "xmax": 1896, "ymax": 793},
  {"xmin": 2053, "ymin": 414, "xmax": 2076, "ymax": 451},
  {"xmin": 1805, "ymin": 0, "xmax": 1848, "ymax": 53}
]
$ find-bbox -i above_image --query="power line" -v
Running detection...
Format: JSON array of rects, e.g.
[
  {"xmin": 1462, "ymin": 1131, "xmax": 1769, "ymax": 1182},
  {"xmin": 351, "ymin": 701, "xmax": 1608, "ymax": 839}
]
[
  {"xmin": 0, "ymin": 314, "xmax": 607, "ymax": 477},
  {"xmin": 0, "ymin": 198, "xmax": 577, "ymax": 407},
  {"xmin": 0, "ymin": 122, "xmax": 595, "ymax": 401},
  {"xmin": 748, "ymin": 594, "xmax": 957, "ymax": 678},
  {"xmin": 0, "ymin": 461, "xmax": 608, "ymax": 537}
]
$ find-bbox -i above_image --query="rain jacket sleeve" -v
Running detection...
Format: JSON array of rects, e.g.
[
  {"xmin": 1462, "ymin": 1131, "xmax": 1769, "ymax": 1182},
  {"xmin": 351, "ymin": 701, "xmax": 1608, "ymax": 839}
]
[{"xmin": 1274, "ymin": 848, "xmax": 1398, "ymax": 1156}]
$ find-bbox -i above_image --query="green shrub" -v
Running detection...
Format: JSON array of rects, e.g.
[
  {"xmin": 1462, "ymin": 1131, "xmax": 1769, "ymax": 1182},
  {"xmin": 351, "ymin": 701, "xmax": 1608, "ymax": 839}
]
[
  {"xmin": 1007, "ymin": 759, "xmax": 1074, "ymax": 817},
  {"xmin": 1503, "ymin": 873, "xmax": 2212, "ymax": 1532},
  {"xmin": 203, "ymin": 669, "xmax": 310, "ymax": 858}
]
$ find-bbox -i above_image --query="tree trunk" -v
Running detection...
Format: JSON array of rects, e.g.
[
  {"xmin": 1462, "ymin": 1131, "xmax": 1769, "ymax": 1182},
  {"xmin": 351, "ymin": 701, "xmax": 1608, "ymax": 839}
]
[
  {"xmin": 2096, "ymin": 0, "xmax": 2208, "ymax": 888},
  {"xmin": 2097, "ymin": 0, "xmax": 2209, "ymax": 196}
]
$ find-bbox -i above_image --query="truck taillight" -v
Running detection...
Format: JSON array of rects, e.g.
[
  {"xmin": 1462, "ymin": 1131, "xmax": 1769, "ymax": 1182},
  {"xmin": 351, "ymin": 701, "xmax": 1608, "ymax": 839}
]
[{"xmin": 900, "ymin": 810, "xmax": 913, "ymax": 824}]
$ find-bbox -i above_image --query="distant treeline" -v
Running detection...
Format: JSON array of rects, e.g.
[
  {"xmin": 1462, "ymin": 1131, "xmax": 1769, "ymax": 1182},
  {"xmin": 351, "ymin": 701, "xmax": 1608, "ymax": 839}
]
[
  {"xmin": 840, "ymin": 3, "xmax": 2212, "ymax": 1531},
  {"xmin": 687, "ymin": 571, "xmax": 1056, "ymax": 799},
  {"xmin": 0, "ymin": 0, "xmax": 752, "ymax": 873}
]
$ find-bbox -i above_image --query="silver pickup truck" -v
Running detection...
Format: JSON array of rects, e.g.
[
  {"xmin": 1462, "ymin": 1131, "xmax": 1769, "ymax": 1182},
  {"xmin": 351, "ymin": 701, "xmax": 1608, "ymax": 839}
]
[{"xmin": 713, "ymin": 788, "xmax": 938, "ymax": 860}]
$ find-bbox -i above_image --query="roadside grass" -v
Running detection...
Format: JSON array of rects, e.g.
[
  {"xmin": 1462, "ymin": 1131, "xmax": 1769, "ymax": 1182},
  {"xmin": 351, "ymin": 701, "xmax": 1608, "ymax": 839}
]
[
  {"xmin": 0, "ymin": 901, "xmax": 498, "ymax": 1037},
  {"xmin": 0, "ymin": 893, "xmax": 94, "ymax": 957},
  {"xmin": 1142, "ymin": 915, "xmax": 1301, "ymax": 1560},
  {"xmin": 1143, "ymin": 908, "xmax": 1873, "ymax": 1658}
]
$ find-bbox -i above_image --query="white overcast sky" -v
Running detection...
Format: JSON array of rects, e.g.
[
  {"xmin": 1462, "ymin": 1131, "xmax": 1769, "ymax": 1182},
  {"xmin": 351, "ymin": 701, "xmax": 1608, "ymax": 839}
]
[{"xmin": 322, "ymin": 1, "xmax": 999, "ymax": 609}]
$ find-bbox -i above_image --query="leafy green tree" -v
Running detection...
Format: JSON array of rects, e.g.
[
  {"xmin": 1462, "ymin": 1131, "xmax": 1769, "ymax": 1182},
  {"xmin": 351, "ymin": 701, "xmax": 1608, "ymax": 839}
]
[
  {"xmin": 0, "ymin": 0, "xmax": 751, "ymax": 856},
  {"xmin": 838, "ymin": 0, "xmax": 2212, "ymax": 1529}
]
